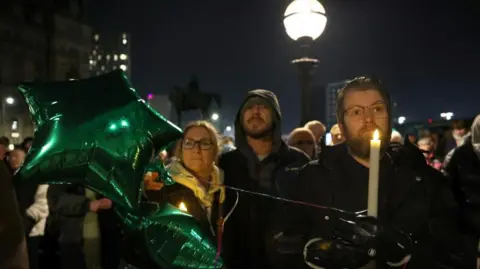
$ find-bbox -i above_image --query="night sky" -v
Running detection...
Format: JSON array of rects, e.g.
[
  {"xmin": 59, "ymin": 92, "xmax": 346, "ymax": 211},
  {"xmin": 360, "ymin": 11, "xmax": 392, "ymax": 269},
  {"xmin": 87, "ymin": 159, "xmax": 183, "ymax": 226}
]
[{"xmin": 88, "ymin": 0, "xmax": 479, "ymax": 133}]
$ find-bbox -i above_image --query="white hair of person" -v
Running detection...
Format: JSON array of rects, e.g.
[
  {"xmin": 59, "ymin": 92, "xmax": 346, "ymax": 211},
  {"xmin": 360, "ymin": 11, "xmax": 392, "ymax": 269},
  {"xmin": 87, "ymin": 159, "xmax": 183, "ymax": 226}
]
[{"xmin": 390, "ymin": 130, "xmax": 403, "ymax": 144}]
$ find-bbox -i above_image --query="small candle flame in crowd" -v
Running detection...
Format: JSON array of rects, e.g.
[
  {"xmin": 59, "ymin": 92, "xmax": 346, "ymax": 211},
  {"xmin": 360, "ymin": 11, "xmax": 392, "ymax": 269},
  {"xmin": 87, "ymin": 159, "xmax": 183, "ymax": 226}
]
[{"xmin": 178, "ymin": 202, "xmax": 188, "ymax": 212}]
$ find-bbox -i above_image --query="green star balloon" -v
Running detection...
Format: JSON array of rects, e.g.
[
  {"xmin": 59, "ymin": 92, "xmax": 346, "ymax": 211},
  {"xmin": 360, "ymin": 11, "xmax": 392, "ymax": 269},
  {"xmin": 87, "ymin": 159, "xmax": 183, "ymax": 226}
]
[{"xmin": 15, "ymin": 70, "xmax": 182, "ymax": 211}]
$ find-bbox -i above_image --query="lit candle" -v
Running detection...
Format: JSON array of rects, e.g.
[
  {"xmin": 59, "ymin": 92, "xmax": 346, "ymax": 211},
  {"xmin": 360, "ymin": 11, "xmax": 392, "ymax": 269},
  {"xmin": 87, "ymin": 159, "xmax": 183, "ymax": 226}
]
[{"xmin": 368, "ymin": 129, "xmax": 381, "ymax": 217}]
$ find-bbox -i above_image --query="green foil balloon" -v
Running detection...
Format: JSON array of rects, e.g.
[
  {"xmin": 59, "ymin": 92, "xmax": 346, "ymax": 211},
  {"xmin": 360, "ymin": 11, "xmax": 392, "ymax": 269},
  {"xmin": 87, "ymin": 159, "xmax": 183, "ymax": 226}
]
[
  {"xmin": 15, "ymin": 71, "xmax": 222, "ymax": 269},
  {"xmin": 15, "ymin": 70, "xmax": 181, "ymax": 211}
]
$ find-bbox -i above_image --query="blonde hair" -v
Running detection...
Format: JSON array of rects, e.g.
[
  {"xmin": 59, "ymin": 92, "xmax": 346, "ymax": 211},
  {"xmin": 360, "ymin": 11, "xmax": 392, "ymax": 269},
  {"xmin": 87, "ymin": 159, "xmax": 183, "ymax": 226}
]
[
  {"xmin": 305, "ymin": 120, "xmax": 326, "ymax": 132},
  {"xmin": 174, "ymin": 120, "xmax": 220, "ymax": 161}
]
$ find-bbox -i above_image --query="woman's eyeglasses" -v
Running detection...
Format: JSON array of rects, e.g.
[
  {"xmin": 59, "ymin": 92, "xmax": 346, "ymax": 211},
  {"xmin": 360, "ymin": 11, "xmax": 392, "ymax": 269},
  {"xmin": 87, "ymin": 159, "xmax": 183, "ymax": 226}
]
[{"xmin": 182, "ymin": 138, "xmax": 214, "ymax": 150}]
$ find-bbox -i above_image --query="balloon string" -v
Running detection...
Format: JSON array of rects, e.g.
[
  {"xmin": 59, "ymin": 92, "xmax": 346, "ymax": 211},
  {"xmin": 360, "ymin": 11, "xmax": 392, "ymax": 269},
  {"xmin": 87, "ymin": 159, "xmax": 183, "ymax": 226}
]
[{"xmin": 222, "ymin": 184, "xmax": 367, "ymax": 216}]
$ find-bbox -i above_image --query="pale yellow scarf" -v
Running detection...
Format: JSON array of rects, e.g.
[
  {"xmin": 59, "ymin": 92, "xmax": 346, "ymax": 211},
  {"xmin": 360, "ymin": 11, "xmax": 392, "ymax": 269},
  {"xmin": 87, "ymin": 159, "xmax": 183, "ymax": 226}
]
[{"xmin": 167, "ymin": 159, "xmax": 225, "ymax": 208}]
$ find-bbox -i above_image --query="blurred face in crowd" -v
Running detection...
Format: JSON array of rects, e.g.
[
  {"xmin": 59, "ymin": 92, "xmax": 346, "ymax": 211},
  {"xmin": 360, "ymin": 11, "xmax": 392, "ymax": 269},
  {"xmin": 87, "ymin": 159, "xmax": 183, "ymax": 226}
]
[
  {"xmin": 340, "ymin": 89, "xmax": 389, "ymax": 159},
  {"xmin": 181, "ymin": 126, "xmax": 215, "ymax": 174},
  {"xmin": 418, "ymin": 138, "xmax": 433, "ymax": 153},
  {"xmin": 306, "ymin": 123, "xmax": 326, "ymax": 143},
  {"xmin": 242, "ymin": 101, "xmax": 273, "ymax": 139},
  {"xmin": 288, "ymin": 129, "xmax": 316, "ymax": 158},
  {"xmin": 0, "ymin": 144, "xmax": 6, "ymax": 160},
  {"xmin": 8, "ymin": 149, "xmax": 26, "ymax": 170}
]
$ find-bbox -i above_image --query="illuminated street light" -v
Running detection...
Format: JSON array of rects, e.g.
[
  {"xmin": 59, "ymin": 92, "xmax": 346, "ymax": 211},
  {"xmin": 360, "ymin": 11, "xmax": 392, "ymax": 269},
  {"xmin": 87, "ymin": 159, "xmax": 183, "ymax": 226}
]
[
  {"xmin": 211, "ymin": 113, "xmax": 219, "ymax": 121},
  {"xmin": 398, "ymin": 116, "xmax": 406, "ymax": 125},
  {"xmin": 225, "ymin": 126, "xmax": 232, "ymax": 132},
  {"xmin": 284, "ymin": 0, "xmax": 327, "ymax": 125},
  {"xmin": 5, "ymin": 97, "xmax": 14, "ymax": 104}
]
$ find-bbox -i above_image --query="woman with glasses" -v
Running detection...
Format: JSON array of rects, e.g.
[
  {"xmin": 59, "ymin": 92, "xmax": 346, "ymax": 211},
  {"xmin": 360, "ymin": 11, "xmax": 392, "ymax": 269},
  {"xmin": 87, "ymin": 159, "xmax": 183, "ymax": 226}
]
[{"xmin": 145, "ymin": 120, "xmax": 226, "ymax": 239}]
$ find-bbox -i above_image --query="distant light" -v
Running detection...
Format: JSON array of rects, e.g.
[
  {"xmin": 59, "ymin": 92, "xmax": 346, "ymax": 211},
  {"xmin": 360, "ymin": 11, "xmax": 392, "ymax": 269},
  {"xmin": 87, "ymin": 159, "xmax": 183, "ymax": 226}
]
[
  {"xmin": 106, "ymin": 54, "xmax": 111, "ymax": 60},
  {"xmin": 211, "ymin": 113, "xmax": 219, "ymax": 121},
  {"xmin": 120, "ymin": 64, "xmax": 127, "ymax": 71},
  {"xmin": 97, "ymin": 55, "xmax": 102, "ymax": 60},
  {"xmin": 89, "ymin": 60, "xmax": 94, "ymax": 65},
  {"xmin": 109, "ymin": 123, "xmax": 117, "ymax": 131},
  {"xmin": 68, "ymin": 78, "xmax": 76, "ymax": 81},
  {"xmin": 147, "ymin": 93, "xmax": 154, "ymax": 100},
  {"xmin": 120, "ymin": 120, "xmax": 129, "ymax": 127},
  {"xmin": 120, "ymin": 54, "xmax": 128, "ymax": 60},
  {"xmin": 8, "ymin": 144, "xmax": 14, "ymax": 151},
  {"xmin": 122, "ymin": 39, "xmax": 127, "ymax": 45},
  {"xmin": 11, "ymin": 132, "xmax": 19, "ymax": 138},
  {"xmin": 11, "ymin": 120, "xmax": 18, "ymax": 130},
  {"xmin": 178, "ymin": 202, "xmax": 188, "ymax": 212},
  {"xmin": 5, "ymin": 97, "xmax": 14, "ymax": 104},
  {"xmin": 94, "ymin": 34, "xmax": 99, "ymax": 41},
  {"xmin": 113, "ymin": 54, "xmax": 118, "ymax": 61},
  {"xmin": 428, "ymin": 118, "xmax": 433, "ymax": 124},
  {"xmin": 398, "ymin": 116, "xmax": 406, "ymax": 125},
  {"xmin": 101, "ymin": 65, "xmax": 105, "ymax": 71},
  {"xmin": 225, "ymin": 126, "xmax": 232, "ymax": 132},
  {"xmin": 122, "ymin": 33, "xmax": 127, "ymax": 39},
  {"xmin": 440, "ymin": 112, "xmax": 454, "ymax": 120}
]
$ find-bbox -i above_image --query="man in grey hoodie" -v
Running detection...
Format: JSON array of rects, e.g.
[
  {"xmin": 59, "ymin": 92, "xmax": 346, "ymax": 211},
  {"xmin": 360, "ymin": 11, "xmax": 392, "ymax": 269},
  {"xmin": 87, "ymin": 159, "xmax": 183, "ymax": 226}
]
[{"xmin": 219, "ymin": 89, "xmax": 310, "ymax": 269}]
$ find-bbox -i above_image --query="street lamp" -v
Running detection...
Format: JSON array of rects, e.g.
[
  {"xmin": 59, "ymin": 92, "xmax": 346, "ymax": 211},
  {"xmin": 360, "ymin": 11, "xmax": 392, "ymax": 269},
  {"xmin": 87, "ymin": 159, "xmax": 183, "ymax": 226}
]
[
  {"xmin": 284, "ymin": 0, "xmax": 327, "ymax": 125},
  {"xmin": 5, "ymin": 97, "xmax": 14, "ymax": 105},
  {"xmin": 225, "ymin": 126, "xmax": 232, "ymax": 132},
  {"xmin": 398, "ymin": 116, "xmax": 406, "ymax": 125},
  {"xmin": 211, "ymin": 113, "xmax": 219, "ymax": 121}
]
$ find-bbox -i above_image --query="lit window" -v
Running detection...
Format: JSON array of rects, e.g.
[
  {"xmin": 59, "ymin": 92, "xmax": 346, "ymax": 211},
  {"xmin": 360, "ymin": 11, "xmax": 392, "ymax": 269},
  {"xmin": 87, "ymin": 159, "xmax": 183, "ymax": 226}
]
[
  {"xmin": 92, "ymin": 50, "xmax": 96, "ymax": 55},
  {"xmin": 11, "ymin": 121, "xmax": 18, "ymax": 130},
  {"xmin": 120, "ymin": 65, "xmax": 127, "ymax": 71},
  {"xmin": 94, "ymin": 34, "xmax": 99, "ymax": 41},
  {"xmin": 122, "ymin": 33, "xmax": 127, "ymax": 39},
  {"xmin": 120, "ymin": 54, "xmax": 127, "ymax": 60},
  {"xmin": 113, "ymin": 65, "xmax": 117, "ymax": 70},
  {"xmin": 113, "ymin": 54, "xmax": 118, "ymax": 61},
  {"xmin": 122, "ymin": 39, "xmax": 127, "ymax": 45},
  {"xmin": 89, "ymin": 60, "xmax": 93, "ymax": 65},
  {"xmin": 106, "ymin": 54, "xmax": 111, "ymax": 60},
  {"xmin": 101, "ymin": 65, "xmax": 105, "ymax": 71},
  {"xmin": 11, "ymin": 132, "xmax": 20, "ymax": 138},
  {"xmin": 98, "ymin": 55, "xmax": 102, "ymax": 60}
]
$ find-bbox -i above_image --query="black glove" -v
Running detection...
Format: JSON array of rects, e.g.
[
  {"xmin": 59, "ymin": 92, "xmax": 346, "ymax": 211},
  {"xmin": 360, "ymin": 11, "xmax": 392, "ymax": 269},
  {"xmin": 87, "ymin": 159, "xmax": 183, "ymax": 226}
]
[
  {"xmin": 304, "ymin": 216, "xmax": 412, "ymax": 268},
  {"xmin": 304, "ymin": 237, "xmax": 371, "ymax": 269}
]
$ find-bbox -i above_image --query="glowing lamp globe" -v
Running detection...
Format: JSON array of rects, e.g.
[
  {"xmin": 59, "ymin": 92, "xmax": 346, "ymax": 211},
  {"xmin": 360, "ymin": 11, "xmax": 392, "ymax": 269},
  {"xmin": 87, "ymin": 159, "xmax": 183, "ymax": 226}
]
[{"xmin": 284, "ymin": 0, "xmax": 327, "ymax": 41}]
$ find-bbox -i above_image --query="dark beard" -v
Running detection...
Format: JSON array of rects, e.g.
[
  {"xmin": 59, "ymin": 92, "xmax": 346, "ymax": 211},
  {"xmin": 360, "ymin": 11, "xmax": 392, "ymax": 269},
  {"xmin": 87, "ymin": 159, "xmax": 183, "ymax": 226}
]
[
  {"xmin": 344, "ymin": 133, "xmax": 371, "ymax": 159},
  {"xmin": 244, "ymin": 128, "xmax": 273, "ymax": 139}
]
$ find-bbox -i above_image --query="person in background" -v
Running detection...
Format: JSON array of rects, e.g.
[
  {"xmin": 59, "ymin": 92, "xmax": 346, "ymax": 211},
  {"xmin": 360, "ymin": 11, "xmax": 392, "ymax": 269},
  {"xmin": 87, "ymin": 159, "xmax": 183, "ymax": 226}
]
[
  {"xmin": 305, "ymin": 120, "xmax": 326, "ymax": 151},
  {"xmin": 219, "ymin": 89, "xmax": 309, "ymax": 269},
  {"xmin": 0, "ymin": 136, "xmax": 8, "ymax": 160},
  {"xmin": 8, "ymin": 146, "xmax": 48, "ymax": 269},
  {"xmin": 329, "ymin": 124, "xmax": 345, "ymax": 145},
  {"xmin": 0, "ymin": 159, "xmax": 29, "ymax": 269},
  {"xmin": 446, "ymin": 120, "xmax": 470, "ymax": 152},
  {"xmin": 287, "ymin": 127, "xmax": 317, "ymax": 159},
  {"xmin": 21, "ymin": 137, "xmax": 34, "ymax": 152},
  {"xmin": 418, "ymin": 136, "xmax": 442, "ymax": 170},
  {"xmin": 131, "ymin": 121, "xmax": 226, "ymax": 269},
  {"xmin": 444, "ymin": 114, "xmax": 480, "ymax": 268},
  {"xmin": 390, "ymin": 130, "xmax": 402, "ymax": 144},
  {"xmin": 220, "ymin": 136, "xmax": 236, "ymax": 154}
]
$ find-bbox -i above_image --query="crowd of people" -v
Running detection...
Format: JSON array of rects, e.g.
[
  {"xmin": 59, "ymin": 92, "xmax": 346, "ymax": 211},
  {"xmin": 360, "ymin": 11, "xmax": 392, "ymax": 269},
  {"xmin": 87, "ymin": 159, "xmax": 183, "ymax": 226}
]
[{"xmin": 1, "ymin": 76, "xmax": 479, "ymax": 269}]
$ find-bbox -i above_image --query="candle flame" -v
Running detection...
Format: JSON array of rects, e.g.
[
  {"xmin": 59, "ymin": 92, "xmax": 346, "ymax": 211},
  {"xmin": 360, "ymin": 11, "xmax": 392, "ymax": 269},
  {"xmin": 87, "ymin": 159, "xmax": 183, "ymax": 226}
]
[
  {"xmin": 373, "ymin": 129, "xmax": 380, "ymax": 141},
  {"xmin": 178, "ymin": 202, "xmax": 188, "ymax": 212}
]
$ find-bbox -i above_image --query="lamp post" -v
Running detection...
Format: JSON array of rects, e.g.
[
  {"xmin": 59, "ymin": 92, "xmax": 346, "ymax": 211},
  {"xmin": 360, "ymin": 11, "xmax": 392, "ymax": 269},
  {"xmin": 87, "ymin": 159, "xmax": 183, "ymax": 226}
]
[{"xmin": 284, "ymin": 0, "xmax": 327, "ymax": 126}]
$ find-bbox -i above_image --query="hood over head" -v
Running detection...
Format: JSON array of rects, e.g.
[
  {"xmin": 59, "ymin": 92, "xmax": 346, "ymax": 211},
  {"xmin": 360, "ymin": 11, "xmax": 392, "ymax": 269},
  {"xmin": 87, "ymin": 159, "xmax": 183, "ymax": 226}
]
[{"xmin": 234, "ymin": 89, "xmax": 283, "ymax": 154}]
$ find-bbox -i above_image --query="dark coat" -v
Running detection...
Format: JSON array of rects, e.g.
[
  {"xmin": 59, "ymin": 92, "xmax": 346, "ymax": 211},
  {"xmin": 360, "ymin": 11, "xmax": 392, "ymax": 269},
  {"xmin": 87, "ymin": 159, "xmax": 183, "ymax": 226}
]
[
  {"xmin": 281, "ymin": 143, "xmax": 475, "ymax": 269},
  {"xmin": 219, "ymin": 89, "xmax": 310, "ymax": 269},
  {"xmin": 0, "ymin": 161, "xmax": 29, "ymax": 269},
  {"xmin": 445, "ymin": 140, "xmax": 480, "ymax": 257}
]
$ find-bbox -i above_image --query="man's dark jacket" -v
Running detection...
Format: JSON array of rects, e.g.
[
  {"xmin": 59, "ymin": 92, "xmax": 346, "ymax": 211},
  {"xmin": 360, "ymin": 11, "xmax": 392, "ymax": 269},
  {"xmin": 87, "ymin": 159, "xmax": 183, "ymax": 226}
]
[
  {"xmin": 219, "ymin": 89, "xmax": 310, "ymax": 269},
  {"xmin": 278, "ymin": 142, "xmax": 476, "ymax": 269}
]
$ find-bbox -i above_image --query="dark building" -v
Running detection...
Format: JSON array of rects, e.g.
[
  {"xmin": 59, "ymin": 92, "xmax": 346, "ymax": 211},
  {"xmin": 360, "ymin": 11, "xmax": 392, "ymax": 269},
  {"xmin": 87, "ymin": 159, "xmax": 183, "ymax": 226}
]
[
  {"xmin": 0, "ymin": 0, "xmax": 92, "ymax": 143},
  {"xmin": 89, "ymin": 32, "xmax": 131, "ymax": 78}
]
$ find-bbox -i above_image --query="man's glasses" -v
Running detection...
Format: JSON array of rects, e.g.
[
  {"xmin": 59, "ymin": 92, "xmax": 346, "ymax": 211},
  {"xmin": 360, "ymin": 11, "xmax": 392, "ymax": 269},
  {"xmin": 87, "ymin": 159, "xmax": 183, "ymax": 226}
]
[
  {"xmin": 182, "ymin": 138, "xmax": 214, "ymax": 150},
  {"xmin": 344, "ymin": 103, "xmax": 387, "ymax": 120}
]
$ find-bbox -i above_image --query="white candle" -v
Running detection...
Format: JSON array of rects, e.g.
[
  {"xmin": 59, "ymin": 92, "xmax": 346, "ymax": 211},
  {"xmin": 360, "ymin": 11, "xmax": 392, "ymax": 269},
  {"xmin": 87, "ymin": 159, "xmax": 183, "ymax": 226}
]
[{"xmin": 368, "ymin": 129, "xmax": 381, "ymax": 217}]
